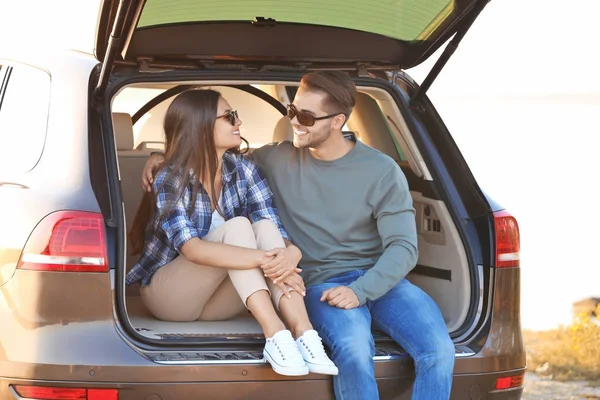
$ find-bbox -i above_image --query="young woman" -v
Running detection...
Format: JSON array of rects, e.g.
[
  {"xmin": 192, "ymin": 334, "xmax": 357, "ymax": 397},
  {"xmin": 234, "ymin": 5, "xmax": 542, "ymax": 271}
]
[{"xmin": 126, "ymin": 89, "xmax": 337, "ymax": 377}]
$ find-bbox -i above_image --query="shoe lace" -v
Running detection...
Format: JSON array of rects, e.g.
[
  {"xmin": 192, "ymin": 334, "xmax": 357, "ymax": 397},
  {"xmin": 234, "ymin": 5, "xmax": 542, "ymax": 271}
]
[
  {"xmin": 300, "ymin": 335, "xmax": 328, "ymax": 360},
  {"xmin": 273, "ymin": 337, "xmax": 301, "ymax": 361}
]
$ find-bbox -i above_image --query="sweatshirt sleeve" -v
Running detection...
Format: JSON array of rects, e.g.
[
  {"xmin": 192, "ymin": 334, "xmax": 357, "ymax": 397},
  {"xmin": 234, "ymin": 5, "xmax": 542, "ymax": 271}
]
[{"xmin": 347, "ymin": 164, "xmax": 418, "ymax": 304}]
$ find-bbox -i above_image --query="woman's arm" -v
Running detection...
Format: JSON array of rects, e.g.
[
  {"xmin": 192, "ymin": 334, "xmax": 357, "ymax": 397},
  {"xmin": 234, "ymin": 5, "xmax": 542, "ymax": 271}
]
[
  {"xmin": 156, "ymin": 169, "xmax": 273, "ymax": 270},
  {"xmin": 181, "ymin": 238, "xmax": 272, "ymax": 270}
]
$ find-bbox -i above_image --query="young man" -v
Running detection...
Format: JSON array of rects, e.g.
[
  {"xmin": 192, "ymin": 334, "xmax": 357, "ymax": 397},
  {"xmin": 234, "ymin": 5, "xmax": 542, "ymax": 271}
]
[{"xmin": 141, "ymin": 72, "xmax": 455, "ymax": 399}]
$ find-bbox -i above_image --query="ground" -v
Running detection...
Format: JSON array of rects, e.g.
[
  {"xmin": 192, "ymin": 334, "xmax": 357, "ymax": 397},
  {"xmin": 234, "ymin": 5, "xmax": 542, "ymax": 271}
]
[
  {"xmin": 522, "ymin": 372, "xmax": 600, "ymax": 400},
  {"xmin": 522, "ymin": 313, "xmax": 600, "ymax": 400}
]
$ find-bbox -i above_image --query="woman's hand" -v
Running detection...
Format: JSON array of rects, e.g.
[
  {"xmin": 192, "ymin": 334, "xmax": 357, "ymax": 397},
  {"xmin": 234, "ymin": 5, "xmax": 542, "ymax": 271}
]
[
  {"xmin": 142, "ymin": 153, "xmax": 166, "ymax": 192},
  {"xmin": 256, "ymin": 250, "xmax": 276, "ymax": 268},
  {"xmin": 275, "ymin": 272, "xmax": 306, "ymax": 299},
  {"xmin": 261, "ymin": 245, "xmax": 302, "ymax": 284}
]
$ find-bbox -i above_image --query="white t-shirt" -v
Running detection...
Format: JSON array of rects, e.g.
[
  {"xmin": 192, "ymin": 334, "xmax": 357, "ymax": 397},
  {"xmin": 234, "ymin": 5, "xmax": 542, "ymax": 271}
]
[{"xmin": 209, "ymin": 194, "xmax": 226, "ymax": 232}]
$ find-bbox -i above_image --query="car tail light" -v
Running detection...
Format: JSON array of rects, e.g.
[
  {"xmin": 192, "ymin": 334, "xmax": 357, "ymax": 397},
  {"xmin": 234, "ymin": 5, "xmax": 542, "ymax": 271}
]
[
  {"xmin": 17, "ymin": 211, "xmax": 108, "ymax": 272},
  {"xmin": 494, "ymin": 210, "xmax": 520, "ymax": 268},
  {"xmin": 12, "ymin": 386, "xmax": 118, "ymax": 400},
  {"xmin": 495, "ymin": 373, "xmax": 524, "ymax": 390}
]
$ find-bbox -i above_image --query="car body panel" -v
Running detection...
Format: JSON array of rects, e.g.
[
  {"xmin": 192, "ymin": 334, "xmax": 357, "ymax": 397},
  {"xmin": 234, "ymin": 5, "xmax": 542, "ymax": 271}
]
[{"xmin": 0, "ymin": 47, "xmax": 524, "ymax": 398}]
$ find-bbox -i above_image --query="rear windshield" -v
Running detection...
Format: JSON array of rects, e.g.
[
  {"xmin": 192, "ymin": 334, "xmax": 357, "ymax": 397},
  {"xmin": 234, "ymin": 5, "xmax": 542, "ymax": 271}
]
[{"xmin": 137, "ymin": 0, "xmax": 455, "ymax": 41}]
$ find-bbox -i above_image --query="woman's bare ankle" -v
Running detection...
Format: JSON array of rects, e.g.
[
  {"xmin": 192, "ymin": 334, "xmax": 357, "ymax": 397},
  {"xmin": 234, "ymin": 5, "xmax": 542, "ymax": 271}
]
[
  {"xmin": 278, "ymin": 293, "xmax": 313, "ymax": 339},
  {"xmin": 264, "ymin": 322, "xmax": 287, "ymax": 339},
  {"xmin": 246, "ymin": 290, "xmax": 286, "ymax": 338},
  {"xmin": 291, "ymin": 324, "xmax": 314, "ymax": 340}
]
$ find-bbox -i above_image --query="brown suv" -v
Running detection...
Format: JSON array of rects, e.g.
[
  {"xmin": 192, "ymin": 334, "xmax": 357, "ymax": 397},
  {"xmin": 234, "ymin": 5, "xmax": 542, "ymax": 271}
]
[{"xmin": 0, "ymin": 0, "xmax": 525, "ymax": 399}]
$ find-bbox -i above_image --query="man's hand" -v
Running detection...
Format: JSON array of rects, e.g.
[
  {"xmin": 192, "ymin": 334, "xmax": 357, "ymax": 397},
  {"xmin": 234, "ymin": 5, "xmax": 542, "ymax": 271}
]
[
  {"xmin": 275, "ymin": 272, "xmax": 306, "ymax": 299},
  {"xmin": 261, "ymin": 245, "xmax": 302, "ymax": 284},
  {"xmin": 142, "ymin": 153, "xmax": 166, "ymax": 192},
  {"xmin": 321, "ymin": 286, "xmax": 360, "ymax": 310}
]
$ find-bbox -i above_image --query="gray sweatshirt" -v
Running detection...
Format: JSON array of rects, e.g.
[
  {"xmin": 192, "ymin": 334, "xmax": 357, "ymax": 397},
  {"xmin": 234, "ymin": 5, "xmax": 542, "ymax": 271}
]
[{"xmin": 251, "ymin": 140, "xmax": 418, "ymax": 305}]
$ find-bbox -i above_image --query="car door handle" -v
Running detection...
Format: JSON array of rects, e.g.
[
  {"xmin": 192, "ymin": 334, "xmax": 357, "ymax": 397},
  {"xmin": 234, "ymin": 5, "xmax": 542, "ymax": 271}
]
[{"xmin": 0, "ymin": 182, "xmax": 29, "ymax": 189}]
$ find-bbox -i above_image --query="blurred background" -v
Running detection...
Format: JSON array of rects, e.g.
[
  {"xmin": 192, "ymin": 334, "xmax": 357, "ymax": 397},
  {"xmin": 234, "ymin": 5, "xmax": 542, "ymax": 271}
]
[{"xmin": 1, "ymin": 0, "xmax": 598, "ymax": 331}]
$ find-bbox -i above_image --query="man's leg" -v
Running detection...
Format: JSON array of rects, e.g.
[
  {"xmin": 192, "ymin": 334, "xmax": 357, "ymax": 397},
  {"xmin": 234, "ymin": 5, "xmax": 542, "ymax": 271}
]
[
  {"xmin": 305, "ymin": 280, "xmax": 378, "ymax": 400},
  {"xmin": 370, "ymin": 279, "xmax": 455, "ymax": 400}
]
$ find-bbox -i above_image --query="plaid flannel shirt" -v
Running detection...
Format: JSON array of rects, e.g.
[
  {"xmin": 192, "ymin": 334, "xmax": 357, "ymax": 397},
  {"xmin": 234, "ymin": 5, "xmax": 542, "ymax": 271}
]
[{"xmin": 126, "ymin": 151, "xmax": 290, "ymax": 286}]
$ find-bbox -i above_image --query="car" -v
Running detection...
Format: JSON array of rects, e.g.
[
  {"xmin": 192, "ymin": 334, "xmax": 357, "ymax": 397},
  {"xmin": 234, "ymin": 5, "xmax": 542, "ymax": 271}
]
[{"xmin": 0, "ymin": 0, "xmax": 525, "ymax": 399}]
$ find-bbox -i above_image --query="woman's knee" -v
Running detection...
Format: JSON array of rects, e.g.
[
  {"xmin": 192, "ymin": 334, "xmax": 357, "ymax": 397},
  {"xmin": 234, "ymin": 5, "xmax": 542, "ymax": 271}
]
[
  {"xmin": 252, "ymin": 218, "xmax": 278, "ymax": 234},
  {"xmin": 225, "ymin": 216, "xmax": 253, "ymax": 231},
  {"xmin": 252, "ymin": 219, "xmax": 285, "ymax": 249},
  {"xmin": 220, "ymin": 217, "xmax": 257, "ymax": 247}
]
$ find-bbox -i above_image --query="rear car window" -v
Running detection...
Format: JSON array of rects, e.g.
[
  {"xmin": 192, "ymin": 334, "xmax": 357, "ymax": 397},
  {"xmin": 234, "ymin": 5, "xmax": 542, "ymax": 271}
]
[
  {"xmin": 112, "ymin": 85, "xmax": 284, "ymax": 149},
  {"xmin": 137, "ymin": 0, "xmax": 455, "ymax": 41},
  {"xmin": 0, "ymin": 64, "xmax": 51, "ymax": 173}
]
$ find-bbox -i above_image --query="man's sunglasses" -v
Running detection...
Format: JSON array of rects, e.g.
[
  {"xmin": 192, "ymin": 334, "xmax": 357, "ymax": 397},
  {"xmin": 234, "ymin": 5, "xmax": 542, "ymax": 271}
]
[
  {"xmin": 217, "ymin": 109, "xmax": 239, "ymax": 126},
  {"xmin": 287, "ymin": 104, "xmax": 344, "ymax": 127}
]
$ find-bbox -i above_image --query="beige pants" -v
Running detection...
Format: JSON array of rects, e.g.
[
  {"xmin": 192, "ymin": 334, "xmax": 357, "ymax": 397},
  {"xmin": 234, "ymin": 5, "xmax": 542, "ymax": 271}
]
[{"xmin": 140, "ymin": 217, "xmax": 286, "ymax": 322}]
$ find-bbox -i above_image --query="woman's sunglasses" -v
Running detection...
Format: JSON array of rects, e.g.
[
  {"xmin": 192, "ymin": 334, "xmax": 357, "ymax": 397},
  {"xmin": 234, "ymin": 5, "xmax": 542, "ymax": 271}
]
[
  {"xmin": 287, "ymin": 104, "xmax": 344, "ymax": 127},
  {"xmin": 217, "ymin": 110, "xmax": 239, "ymax": 126}
]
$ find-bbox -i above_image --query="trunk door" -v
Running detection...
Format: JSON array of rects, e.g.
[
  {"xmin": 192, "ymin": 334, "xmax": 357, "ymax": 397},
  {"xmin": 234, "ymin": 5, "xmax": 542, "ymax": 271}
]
[{"xmin": 95, "ymin": 0, "xmax": 489, "ymax": 70}]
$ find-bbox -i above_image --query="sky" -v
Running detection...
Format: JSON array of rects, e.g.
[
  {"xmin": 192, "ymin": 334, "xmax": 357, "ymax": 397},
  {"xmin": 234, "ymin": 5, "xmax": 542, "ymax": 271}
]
[
  {"xmin": 409, "ymin": 0, "xmax": 600, "ymax": 330},
  {"xmin": 1, "ymin": 0, "xmax": 598, "ymax": 330}
]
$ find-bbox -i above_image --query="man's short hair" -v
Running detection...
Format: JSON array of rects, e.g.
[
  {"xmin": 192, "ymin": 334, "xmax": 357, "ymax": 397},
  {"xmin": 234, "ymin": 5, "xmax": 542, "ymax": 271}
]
[{"xmin": 300, "ymin": 71, "xmax": 356, "ymax": 117}]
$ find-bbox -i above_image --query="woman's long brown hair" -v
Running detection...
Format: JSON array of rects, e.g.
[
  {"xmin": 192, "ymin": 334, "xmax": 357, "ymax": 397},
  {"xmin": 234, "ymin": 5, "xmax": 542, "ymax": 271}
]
[{"xmin": 129, "ymin": 89, "xmax": 241, "ymax": 255}]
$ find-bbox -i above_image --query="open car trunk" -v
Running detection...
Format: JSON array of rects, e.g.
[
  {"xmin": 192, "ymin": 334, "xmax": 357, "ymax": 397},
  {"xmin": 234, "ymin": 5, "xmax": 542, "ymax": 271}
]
[
  {"xmin": 109, "ymin": 77, "xmax": 479, "ymax": 346},
  {"xmin": 90, "ymin": 0, "xmax": 492, "ymax": 358}
]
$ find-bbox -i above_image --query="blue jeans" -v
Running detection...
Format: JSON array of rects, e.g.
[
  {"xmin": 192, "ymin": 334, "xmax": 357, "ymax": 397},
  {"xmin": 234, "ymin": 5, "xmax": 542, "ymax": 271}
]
[{"xmin": 304, "ymin": 270, "xmax": 455, "ymax": 400}]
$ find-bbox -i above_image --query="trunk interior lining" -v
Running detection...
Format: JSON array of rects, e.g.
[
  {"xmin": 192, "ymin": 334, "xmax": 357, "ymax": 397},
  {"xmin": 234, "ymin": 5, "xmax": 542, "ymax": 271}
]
[
  {"xmin": 127, "ymin": 296, "xmax": 264, "ymax": 340},
  {"xmin": 115, "ymin": 80, "xmax": 473, "ymax": 339}
]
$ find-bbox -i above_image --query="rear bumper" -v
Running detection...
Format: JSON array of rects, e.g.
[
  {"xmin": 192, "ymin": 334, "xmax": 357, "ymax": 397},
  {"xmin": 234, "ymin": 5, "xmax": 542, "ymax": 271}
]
[
  {"xmin": 451, "ymin": 369, "xmax": 525, "ymax": 400},
  {"xmin": 0, "ymin": 263, "xmax": 526, "ymax": 399},
  {"xmin": 3, "ymin": 376, "xmax": 330, "ymax": 400},
  {"xmin": 0, "ymin": 368, "xmax": 525, "ymax": 400}
]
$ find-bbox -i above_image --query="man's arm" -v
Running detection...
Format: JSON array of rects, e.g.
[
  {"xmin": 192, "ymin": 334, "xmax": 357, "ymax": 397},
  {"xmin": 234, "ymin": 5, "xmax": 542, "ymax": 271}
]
[
  {"xmin": 347, "ymin": 164, "xmax": 418, "ymax": 305},
  {"xmin": 245, "ymin": 142, "xmax": 278, "ymax": 169},
  {"xmin": 142, "ymin": 142, "xmax": 279, "ymax": 192},
  {"xmin": 142, "ymin": 152, "xmax": 166, "ymax": 192}
]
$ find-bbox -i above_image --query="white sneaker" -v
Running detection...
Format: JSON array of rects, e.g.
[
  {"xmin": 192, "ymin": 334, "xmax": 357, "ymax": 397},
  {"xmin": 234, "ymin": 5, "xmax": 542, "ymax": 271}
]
[
  {"xmin": 264, "ymin": 330, "xmax": 309, "ymax": 376},
  {"xmin": 296, "ymin": 330, "xmax": 339, "ymax": 375}
]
